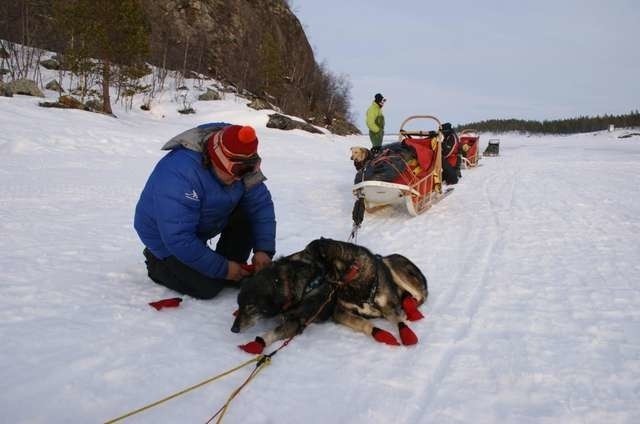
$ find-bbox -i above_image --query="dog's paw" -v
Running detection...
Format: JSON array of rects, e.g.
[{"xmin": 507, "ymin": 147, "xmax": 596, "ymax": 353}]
[
  {"xmin": 371, "ymin": 327, "xmax": 400, "ymax": 346},
  {"xmin": 402, "ymin": 295, "xmax": 424, "ymax": 321},
  {"xmin": 398, "ymin": 322, "xmax": 418, "ymax": 345},
  {"xmin": 238, "ymin": 337, "xmax": 265, "ymax": 354}
]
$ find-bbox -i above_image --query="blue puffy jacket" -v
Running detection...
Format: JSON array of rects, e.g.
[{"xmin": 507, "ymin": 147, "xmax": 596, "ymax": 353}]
[{"xmin": 134, "ymin": 123, "xmax": 276, "ymax": 279}]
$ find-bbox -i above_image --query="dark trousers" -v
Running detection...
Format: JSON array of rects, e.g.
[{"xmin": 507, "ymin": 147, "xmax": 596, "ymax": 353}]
[
  {"xmin": 143, "ymin": 207, "xmax": 253, "ymax": 299},
  {"xmin": 442, "ymin": 155, "xmax": 461, "ymax": 185}
]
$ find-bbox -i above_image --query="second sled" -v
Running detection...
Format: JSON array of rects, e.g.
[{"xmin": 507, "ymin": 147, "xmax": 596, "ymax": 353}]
[{"xmin": 352, "ymin": 115, "xmax": 451, "ymax": 216}]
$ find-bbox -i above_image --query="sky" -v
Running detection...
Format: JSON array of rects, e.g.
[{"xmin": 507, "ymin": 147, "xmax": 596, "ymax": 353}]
[
  {"xmin": 292, "ymin": 0, "xmax": 640, "ymax": 131},
  {"xmin": 2, "ymin": 51, "xmax": 640, "ymax": 423}
]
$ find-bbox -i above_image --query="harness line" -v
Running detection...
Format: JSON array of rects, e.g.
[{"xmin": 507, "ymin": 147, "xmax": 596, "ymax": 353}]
[
  {"xmin": 104, "ymin": 356, "xmax": 261, "ymax": 424},
  {"xmin": 205, "ymin": 286, "xmax": 338, "ymax": 423},
  {"xmin": 106, "ymin": 271, "xmax": 355, "ymax": 424},
  {"xmin": 205, "ymin": 355, "xmax": 272, "ymax": 424}
]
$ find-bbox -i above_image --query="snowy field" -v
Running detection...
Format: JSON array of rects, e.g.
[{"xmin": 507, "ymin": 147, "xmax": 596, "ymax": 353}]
[{"xmin": 1, "ymin": 86, "xmax": 640, "ymax": 423}]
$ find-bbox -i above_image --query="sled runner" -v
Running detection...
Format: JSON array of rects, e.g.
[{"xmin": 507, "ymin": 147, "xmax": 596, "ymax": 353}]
[
  {"xmin": 352, "ymin": 115, "xmax": 450, "ymax": 217},
  {"xmin": 483, "ymin": 138, "xmax": 500, "ymax": 157},
  {"xmin": 459, "ymin": 128, "xmax": 481, "ymax": 168}
]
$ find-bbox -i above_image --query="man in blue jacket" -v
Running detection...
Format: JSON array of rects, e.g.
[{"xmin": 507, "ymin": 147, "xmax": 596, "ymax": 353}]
[{"xmin": 134, "ymin": 123, "xmax": 276, "ymax": 299}]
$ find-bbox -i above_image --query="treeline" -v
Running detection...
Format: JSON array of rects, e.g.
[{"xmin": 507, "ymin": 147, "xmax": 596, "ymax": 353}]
[
  {"xmin": 459, "ymin": 111, "xmax": 640, "ymax": 134},
  {"xmin": 0, "ymin": 0, "xmax": 356, "ymax": 131}
]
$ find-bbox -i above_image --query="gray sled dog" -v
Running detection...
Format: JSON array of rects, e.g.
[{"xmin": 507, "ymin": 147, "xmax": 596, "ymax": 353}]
[{"xmin": 231, "ymin": 238, "xmax": 428, "ymax": 354}]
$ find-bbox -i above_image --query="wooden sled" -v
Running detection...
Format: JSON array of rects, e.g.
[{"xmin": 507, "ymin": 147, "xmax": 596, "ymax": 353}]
[{"xmin": 352, "ymin": 115, "xmax": 451, "ymax": 216}]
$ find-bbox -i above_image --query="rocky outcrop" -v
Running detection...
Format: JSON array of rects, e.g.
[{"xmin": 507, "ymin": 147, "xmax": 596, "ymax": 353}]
[
  {"xmin": 45, "ymin": 80, "xmax": 64, "ymax": 92},
  {"xmin": 40, "ymin": 58, "xmax": 60, "ymax": 70},
  {"xmin": 0, "ymin": 0, "xmax": 359, "ymax": 134},
  {"xmin": 198, "ymin": 88, "xmax": 221, "ymax": 101},
  {"xmin": 267, "ymin": 113, "xmax": 323, "ymax": 134},
  {"xmin": 39, "ymin": 95, "xmax": 85, "ymax": 109},
  {"xmin": 327, "ymin": 117, "xmax": 361, "ymax": 136},
  {"xmin": 7, "ymin": 79, "xmax": 44, "ymax": 97},
  {"xmin": 0, "ymin": 82, "xmax": 13, "ymax": 97},
  {"xmin": 247, "ymin": 98, "xmax": 274, "ymax": 111}
]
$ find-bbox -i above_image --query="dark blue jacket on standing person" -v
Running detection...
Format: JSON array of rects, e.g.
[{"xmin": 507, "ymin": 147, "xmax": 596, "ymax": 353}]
[{"xmin": 134, "ymin": 122, "xmax": 276, "ymax": 283}]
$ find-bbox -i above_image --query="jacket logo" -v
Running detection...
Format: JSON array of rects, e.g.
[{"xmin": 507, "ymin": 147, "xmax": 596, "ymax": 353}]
[{"xmin": 185, "ymin": 190, "xmax": 199, "ymax": 201}]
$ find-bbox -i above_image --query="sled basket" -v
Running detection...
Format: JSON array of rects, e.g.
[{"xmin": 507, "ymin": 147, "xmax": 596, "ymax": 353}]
[
  {"xmin": 459, "ymin": 128, "xmax": 481, "ymax": 168},
  {"xmin": 352, "ymin": 115, "xmax": 447, "ymax": 216}
]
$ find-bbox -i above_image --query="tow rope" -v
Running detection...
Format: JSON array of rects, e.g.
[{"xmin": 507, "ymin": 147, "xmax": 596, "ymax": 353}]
[
  {"xmin": 104, "ymin": 356, "xmax": 263, "ymax": 424},
  {"xmin": 106, "ymin": 261, "xmax": 359, "ymax": 423}
]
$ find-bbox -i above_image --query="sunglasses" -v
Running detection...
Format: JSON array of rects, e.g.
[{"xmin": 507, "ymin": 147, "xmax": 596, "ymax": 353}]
[
  {"xmin": 227, "ymin": 155, "xmax": 261, "ymax": 178},
  {"xmin": 211, "ymin": 135, "xmax": 261, "ymax": 178}
]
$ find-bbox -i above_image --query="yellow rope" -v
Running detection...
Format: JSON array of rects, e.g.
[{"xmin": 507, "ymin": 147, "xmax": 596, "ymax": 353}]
[
  {"xmin": 104, "ymin": 356, "xmax": 262, "ymax": 424},
  {"xmin": 206, "ymin": 356, "xmax": 272, "ymax": 423},
  {"xmin": 206, "ymin": 289, "xmax": 335, "ymax": 422},
  {"xmin": 107, "ymin": 287, "xmax": 335, "ymax": 423}
]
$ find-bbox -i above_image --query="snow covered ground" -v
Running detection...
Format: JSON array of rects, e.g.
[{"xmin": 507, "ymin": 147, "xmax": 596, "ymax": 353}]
[{"xmin": 1, "ymin": 83, "xmax": 640, "ymax": 423}]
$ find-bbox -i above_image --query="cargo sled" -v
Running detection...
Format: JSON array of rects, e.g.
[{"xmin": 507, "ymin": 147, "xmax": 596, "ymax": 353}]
[
  {"xmin": 459, "ymin": 129, "xmax": 481, "ymax": 168},
  {"xmin": 352, "ymin": 115, "xmax": 451, "ymax": 217},
  {"xmin": 483, "ymin": 138, "xmax": 500, "ymax": 157}
]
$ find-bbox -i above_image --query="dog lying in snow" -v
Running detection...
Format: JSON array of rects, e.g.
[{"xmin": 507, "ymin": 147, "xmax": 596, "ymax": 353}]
[{"xmin": 231, "ymin": 238, "xmax": 428, "ymax": 353}]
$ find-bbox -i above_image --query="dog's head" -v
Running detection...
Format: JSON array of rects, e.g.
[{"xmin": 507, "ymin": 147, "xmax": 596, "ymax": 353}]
[
  {"xmin": 350, "ymin": 146, "xmax": 372, "ymax": 170},
  {"xmin": 231, "ymin": 258, "xmax": 323, "ymax": 333},
  {"xmin": 350, "ymin": 146, "xmax": 370, "ymax": 162}
]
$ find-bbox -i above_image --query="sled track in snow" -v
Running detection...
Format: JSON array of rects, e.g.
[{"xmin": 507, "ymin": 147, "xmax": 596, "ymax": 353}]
[{"xmin": 398, "ymin": 166, "xmax": 517, "ymax": 421}]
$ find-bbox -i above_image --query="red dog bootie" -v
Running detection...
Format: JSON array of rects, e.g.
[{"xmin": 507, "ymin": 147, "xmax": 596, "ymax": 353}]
[
  {"xmin": 148, "ymin": 297, "xmax": 183, "ymax": 311},
  {"xmin": 401, "ymin": 294, "xmax": 424, "ymax": 321},
  {"xmin": 371, "ymin": 327, "xmax": 400, "ymax": 346},
  {"xmin": 238, "ymin": 337, "xmax": 265, "ymax": 354},
  {"xmin": 398, "ymin": 322, "xmax": 418, "ymax": 345},
  {"xmin": 241, "ymin": 264, "xmax": 256, "ymax": 274}
]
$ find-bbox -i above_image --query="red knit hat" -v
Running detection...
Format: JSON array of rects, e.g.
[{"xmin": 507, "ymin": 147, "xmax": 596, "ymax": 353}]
[
  {"xmin": 220, "ymin": 125, "xmax": 258, "ymax": 157},
  {"xmin": 206, "ymin": 125, "xmax": 260, "ymax": 177}
]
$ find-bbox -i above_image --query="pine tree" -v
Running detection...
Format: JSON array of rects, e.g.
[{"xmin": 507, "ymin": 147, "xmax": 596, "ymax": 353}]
[{"xmin": 53, "ymin": 0, "xmax": 149, "ymax": 115}]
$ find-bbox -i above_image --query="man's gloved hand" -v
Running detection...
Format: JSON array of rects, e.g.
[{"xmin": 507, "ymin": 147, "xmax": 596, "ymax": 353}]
[
  {"xmin": 252, "ymin": 251, "xmax": 272, "ymax": 272},
  {"xmin": 227, "ymin": 260, "xmax": 251, "ymax": 281}
]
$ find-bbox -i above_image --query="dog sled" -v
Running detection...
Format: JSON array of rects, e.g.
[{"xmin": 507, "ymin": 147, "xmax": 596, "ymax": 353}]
[
  {"xmin": 459, "ymin": 129, "xmax": 481, "ymax": 168},
  {"xmin": 352, "ymin": 115, "xmax": 452, "ymax": 218},
  {"xmin": 483, "ymin": 138, "xmax": 500, "ymax": 156}
]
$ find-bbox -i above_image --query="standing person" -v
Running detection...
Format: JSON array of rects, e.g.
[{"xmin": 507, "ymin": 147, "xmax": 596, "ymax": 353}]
[
  {"xmin": 441, "ymin": 122, "xmax": 461, "ymax": 185},
  {"xmin": 366, "ymin": 93, "xmax": 386, "ymax": 154},
  {"xmin": 134, "ymin": 123, "xmax": 276, "ymax": 299}
]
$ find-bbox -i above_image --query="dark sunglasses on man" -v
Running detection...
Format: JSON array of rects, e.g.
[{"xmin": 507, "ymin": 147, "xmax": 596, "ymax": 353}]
[
  {"xmin": 227, "ymin": 155, "xmax": 261, "ymax": 178},
  {"xmin": 213, "ymin": 147, "xmax": 261, "ymax": 178}
]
